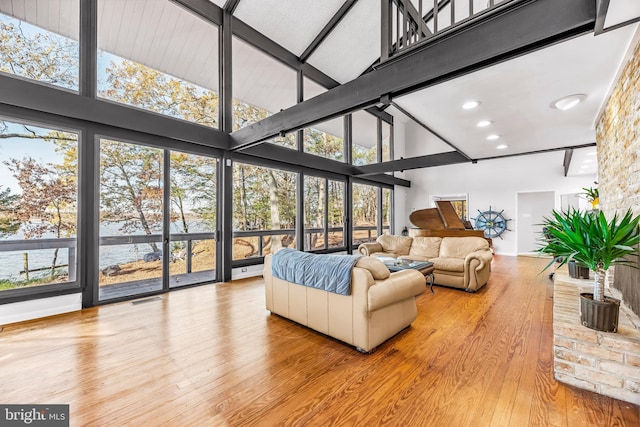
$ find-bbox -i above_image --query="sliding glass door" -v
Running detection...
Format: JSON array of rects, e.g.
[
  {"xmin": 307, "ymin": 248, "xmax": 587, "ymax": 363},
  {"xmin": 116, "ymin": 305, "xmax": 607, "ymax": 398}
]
[
  {"xmin": 98, "ymin": 138, "xmax": 218, "ymax": 301},
  {"xmin": 168, "ymin": 152, "xmax": 218, "ymax": 288}
]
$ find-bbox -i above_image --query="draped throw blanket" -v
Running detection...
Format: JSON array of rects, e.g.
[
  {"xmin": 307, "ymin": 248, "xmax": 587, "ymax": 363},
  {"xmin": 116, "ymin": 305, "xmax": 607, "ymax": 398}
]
[{"xmin": 271, "ymin": 248, "xmax": 360, "ymax": 295}]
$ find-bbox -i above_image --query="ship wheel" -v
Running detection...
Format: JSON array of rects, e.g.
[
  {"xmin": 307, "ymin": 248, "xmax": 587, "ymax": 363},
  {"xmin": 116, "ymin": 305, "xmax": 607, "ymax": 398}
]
[{"xmin": 473, "ymin": 206, "xmax": 511, "ymax": 239}]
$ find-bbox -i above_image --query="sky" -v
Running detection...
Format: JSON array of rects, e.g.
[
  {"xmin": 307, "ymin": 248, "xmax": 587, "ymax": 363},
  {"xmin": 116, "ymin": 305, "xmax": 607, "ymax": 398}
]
[{"xmin": 0, "ymin": 121, "xmax": 71, "ymax": 194}]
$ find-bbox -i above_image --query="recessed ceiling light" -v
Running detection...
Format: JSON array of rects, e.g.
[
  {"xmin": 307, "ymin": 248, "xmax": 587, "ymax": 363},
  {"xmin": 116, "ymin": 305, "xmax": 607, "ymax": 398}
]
[
  {"xmin": 462, "ymin": 101, "xmax": 480, "ymax": 110},
  {"xmin": 551, "ymin": 94, "xmax": 587, "ymax": 111},
  {"xmin": 496, "ymin": 144, "xmax": 508, "ymax": 150},
  {"xmin": 477, "ymin": 120, "xmax": 492, "ymax": 127},
  {"xmin": 587, "ymin": 151, "xmax": 597, "ymax": 156},
  {"xmin": 486, "ymin": 134, "xmax": 500, "ymax": 140}
]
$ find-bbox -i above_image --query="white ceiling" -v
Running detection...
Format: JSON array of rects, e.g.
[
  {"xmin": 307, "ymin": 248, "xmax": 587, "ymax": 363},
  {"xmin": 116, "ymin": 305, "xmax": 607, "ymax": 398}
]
[
  {"xmin": 234, "ymin": 0, "xmax": 345, "ymax": 57},
  {"xmin": 605, "ymin": 0, "xmax": 640, "ymax": 29},
  {"xmin": 1, "ymin": 0, "xmax": 639, "ymax": 176},
  {"xmin": 394, "ymin": 24, "xmax": 639, "ymax": 172}
]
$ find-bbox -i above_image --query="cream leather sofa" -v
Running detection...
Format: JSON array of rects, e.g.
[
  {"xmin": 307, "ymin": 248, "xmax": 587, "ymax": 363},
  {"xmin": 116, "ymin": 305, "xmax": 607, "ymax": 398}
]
[
  {"xmin": 264, "ymin": 254, "xmax": 426, "ymax": 353},
  {"xmin": 358, "ymin": 235, "xmax": 492, "ymax": 292}
]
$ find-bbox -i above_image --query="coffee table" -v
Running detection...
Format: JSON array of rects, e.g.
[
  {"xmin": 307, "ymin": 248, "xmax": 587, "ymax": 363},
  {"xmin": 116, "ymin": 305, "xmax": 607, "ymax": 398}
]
[{"xmin": 377, "ymin": 257, "xmax": 435, "ymax": 293}]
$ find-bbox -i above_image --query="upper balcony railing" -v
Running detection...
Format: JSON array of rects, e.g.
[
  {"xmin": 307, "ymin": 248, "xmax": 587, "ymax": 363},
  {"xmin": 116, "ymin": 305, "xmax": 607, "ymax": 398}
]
[{"xmin": 382, "ymin": 0, "xmax": 513, "ymax": 61}]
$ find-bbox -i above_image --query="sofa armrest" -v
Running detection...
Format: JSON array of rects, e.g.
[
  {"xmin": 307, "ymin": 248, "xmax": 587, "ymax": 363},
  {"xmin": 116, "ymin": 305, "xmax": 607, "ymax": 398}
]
[
  {"xmin": 464, "ymin": 250, "xmax": 493, "ymax": 291},
  {"xmin": 367, "ymin": 269, "xmax": 425, "ymax": 312},
  {"xmin": 358, "ymin": 242, "xmax": 383, "ymax": 256},
  {"xmin": 464, "ymin": 250, "xmax": 493, "ymax": 271}
]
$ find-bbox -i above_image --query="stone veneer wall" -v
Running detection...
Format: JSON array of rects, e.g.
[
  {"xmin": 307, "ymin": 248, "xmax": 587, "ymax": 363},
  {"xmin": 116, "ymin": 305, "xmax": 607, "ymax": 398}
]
[
  {"xmin": 552, "ymin": 35, "xmax": 640, "ymax": 405},
  {"xmin": 554, "ymin": 271, "xmax": 640, "ymax": 405},
  {"xmin": 553, "ymin": 269, "xmax": 640, "ymax": 405},
  {"xmin": 597, "ymin": 36, "xmax": 640, "ymax": 214},
  {"xmin": 596, "ymin": 34, "xmax": 640, "ymax": 312}
]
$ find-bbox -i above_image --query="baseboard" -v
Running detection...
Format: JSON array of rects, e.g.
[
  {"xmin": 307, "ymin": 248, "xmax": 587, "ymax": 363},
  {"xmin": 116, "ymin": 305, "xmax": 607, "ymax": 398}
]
[{"xmin": 0, "ymin": 293, "xmax": 82, "ymax": 326}]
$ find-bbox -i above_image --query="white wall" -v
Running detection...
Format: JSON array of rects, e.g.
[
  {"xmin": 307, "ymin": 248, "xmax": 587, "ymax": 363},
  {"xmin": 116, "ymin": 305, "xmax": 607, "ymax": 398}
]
[
  {"xmin": 0, "ymin": 293, "xmax": 81, "ymax": 326},
  {"xmin": 401, "ymin": 151, "xmax": 596, "ymax": 255}
]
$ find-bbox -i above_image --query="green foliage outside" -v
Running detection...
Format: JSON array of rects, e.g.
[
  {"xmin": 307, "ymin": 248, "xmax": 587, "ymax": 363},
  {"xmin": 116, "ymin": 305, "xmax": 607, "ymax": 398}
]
[{"xmin": 0, "ymin": 13, "xmax": 391, "ymax": 287}]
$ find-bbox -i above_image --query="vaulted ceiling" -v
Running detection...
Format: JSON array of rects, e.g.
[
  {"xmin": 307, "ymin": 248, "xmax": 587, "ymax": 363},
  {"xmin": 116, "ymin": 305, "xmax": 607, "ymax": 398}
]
[{"xmin": 1, "ymin": 0, "xmax": 639, "ymax": 177}]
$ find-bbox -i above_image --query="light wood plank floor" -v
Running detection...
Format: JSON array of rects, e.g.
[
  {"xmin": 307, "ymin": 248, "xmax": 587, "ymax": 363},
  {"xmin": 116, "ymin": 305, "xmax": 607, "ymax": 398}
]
[{"xmin": 1, "ymin": 255, "xmax": 639, "ymax": 426}]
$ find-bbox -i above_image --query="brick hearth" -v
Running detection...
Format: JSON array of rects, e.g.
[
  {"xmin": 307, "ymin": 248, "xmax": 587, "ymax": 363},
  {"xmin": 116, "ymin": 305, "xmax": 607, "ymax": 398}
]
[{"xmin": 553, "ymin": 269, "xmax": 640, "ymax": 405}]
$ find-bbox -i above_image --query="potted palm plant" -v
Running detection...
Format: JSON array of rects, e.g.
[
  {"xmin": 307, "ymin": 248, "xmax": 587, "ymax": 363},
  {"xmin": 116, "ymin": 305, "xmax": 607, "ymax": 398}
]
[
  {"xmin": 582, "ymin": 186, "xmax": 599, "ymax": 210},
  {"xmin": 538, "ymin": 208, "xmax": 640, "ymax": 332}
]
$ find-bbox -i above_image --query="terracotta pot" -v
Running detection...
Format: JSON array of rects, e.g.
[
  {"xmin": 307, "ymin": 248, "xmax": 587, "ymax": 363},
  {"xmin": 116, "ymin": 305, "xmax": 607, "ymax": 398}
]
[{"xmin": 580, "ymin": 293, "xmax": 620, "ymax": 333}]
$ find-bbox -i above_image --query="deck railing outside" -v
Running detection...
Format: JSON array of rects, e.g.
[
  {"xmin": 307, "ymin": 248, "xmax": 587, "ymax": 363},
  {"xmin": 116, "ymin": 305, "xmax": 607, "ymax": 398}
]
[{"xmin": 0, "ymin": 225, "xmax": 386, "ymax": 284}]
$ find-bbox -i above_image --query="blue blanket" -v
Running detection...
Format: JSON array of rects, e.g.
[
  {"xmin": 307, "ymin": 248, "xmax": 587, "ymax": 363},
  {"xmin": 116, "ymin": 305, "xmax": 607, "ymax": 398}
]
[{"xmin": 271, "ymin": 248, "xmax": 361, "ymax": 295}]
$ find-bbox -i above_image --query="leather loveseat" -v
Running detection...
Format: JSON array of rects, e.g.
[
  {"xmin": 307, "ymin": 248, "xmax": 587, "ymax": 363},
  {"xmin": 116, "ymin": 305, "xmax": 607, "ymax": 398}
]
[
  {"xmin": 358, "ymin": 235, "xmax": 492, "ymax": 292},
  {"xmin": 263, "ymin": 254, "xmax": 425, "ymax": 353}
]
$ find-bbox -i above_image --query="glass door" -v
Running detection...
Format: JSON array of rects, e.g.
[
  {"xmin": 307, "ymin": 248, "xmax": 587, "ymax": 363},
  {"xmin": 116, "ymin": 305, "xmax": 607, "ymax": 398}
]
[
  {"xmin": 168, "ymin": 152, "xmax": 217, "ymax": 288},
  {"xmin": 98, "ymin": 139, "xmax": 165, "ymax": 301},
  {"xmin": 97, "ymin": 139, "xmax": 219, "ymax": 302}
]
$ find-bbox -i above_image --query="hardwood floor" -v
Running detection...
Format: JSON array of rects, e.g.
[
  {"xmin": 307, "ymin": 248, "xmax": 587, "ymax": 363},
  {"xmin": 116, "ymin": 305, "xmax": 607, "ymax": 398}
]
[{"xmin": 1, "ymin": 255, "xmax": 638, "ymax": 426}]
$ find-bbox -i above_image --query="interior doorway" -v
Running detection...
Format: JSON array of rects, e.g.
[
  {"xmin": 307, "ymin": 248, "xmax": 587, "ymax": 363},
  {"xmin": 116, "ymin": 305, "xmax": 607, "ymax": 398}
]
[{"xmin": 516, "ymin": 191, "xmax": 555, "ymax": 255}]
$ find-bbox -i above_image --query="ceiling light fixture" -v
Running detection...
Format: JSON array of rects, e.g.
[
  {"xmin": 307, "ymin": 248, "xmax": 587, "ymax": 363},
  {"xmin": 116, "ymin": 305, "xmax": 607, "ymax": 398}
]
[
  {"xmin": 496, "ymin": 144, "xmax": 508, "ymax": 150},
  {"xmin": 551, "ymin": 94, "xmax": 587, "ymax": 111},
  {"xmin": 462, "ymin": 100, "xmax": 480, "ymax": 110},
  {"xmin": 477, "ymin": 120, "xmax": 492, "ymax": 127},
  {"xmin": 486, "ymin": 134, "xmax": 500, "ymax": 141}
]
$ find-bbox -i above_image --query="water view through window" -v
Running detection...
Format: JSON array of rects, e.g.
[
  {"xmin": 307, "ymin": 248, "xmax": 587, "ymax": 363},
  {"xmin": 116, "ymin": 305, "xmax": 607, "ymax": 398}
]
[{"xmin": 0, "ymin": 119, "xmax": 79, "ymax": 292}]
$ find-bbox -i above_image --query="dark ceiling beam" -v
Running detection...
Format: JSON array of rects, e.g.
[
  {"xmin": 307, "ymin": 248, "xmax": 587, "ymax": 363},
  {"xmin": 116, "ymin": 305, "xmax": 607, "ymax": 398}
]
[
  {"xmin": 563, "ymin": 149, "xmax": 574, "ymax": 177},
  {"xmin": 594, "ymin": 0, "xmax": 610, "ymax": 35},
  {"xmin": 172, "ymin": 0, "xmax": 223, "ymax": 25},
  {"xmin": 477, "ymin": 143, "xmax": 596, "ymax": 162},
  {"xmin": 229, "ymin": 0, "xmax": 596, "ymax": 150},
  {"xmin": 363, "ymin": 173, "xmax": 411, "ymax": 187},
  {"xmin": 0, "ymin": 74, "xmax": 231, "ymax": 150},
  {"xmin": 598, "ymin": 16, "xmax": 640, "ymax": 35},
  {"xmin": 232, "ymin": 18, "xmax": 392, "ymax": 125},
  {"xmin": 355, "ymin": 152, "xmax": 469, "ymax": 176},
  {"xmin": 300, "ymin": 0, "xmax": 359, "ymax": 63},
  {"xmin": 223, "ymin": 0, "xmax": 241, "ymax": 14},
  {"xmin": 391, "ymin": 101, "xmax": 471, "ymax": 160},
  {"xmin": 242, "ymin": 143, "xmax": 410, "ymax": 187}
]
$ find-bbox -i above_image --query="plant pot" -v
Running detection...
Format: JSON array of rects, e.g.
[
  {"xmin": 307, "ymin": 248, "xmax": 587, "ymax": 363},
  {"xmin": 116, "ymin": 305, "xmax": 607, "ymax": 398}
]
[
  {"xmin": 580, "ymin": 293, "xmax": 620, "ymax": 333},
  {"xmin": 568, "ymin": 261, "xmax": 590, "ymax": 279}
]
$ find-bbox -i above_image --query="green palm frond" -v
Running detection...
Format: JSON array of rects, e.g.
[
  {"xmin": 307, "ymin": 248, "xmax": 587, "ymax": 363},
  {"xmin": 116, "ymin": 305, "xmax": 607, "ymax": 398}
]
[{"xmin": 538, "ymin": 208, "xmax": 640, "ymax": 272}]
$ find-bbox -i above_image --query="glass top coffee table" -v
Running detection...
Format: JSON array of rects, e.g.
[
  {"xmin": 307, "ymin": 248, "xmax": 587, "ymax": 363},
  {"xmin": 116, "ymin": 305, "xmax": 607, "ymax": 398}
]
[{"xmin": 377, "ymin": 257, "xmax": 435, "ymax": 293}]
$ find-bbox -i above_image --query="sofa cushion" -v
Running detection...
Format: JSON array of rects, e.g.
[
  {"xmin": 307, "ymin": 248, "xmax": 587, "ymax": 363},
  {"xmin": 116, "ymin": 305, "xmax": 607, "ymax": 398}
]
[
  {"xmin": 429, "ymin": 257, "xmax": 465, "ymax": 273},
  {"xmin": 409, "ymin": 236, "xmax": 442, "ymax": 259},
  {"xmin": 356, "ymin": 257, "xmax": 391, "ymax": 280},
  {"xmin": 439, "ymin": 237, "xmax": 489, "ymax": 259},
  {"xmin": 377, "ymin": 234, "xmax": 413, "ymax": 256}
]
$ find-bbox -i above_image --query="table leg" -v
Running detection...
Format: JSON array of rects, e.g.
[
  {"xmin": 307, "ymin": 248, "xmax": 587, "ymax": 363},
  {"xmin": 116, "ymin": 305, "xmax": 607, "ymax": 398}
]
[{"xmin": 427, "ymin": 273, "xmax": 434, "ymax": 293}]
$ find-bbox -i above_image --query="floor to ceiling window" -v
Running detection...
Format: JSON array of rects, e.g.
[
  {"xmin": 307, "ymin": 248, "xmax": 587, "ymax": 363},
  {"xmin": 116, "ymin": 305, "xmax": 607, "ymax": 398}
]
[
  {"xmin": 352, "ymin": 182, "xmax": 379, "ymax": 245},
  {"xmin": 0, "ymin": 3, "xmax": 79, "ymax": 91},
  {"xmin": 0, "ymin": 119, "xmax": 79, "ymax": 294},
  {"xmin": 0, "ymin": 1, "xmax": 399, "ymax": 309},
  {"xmin": 98, "ymin": 138, "xmax": 219, "ymax": 301},
  {"xmin": 97, "ymin": 0, "xmax": 220, "ymax": 128},
  {"xmin": 352, "ymin": 111, "xmax": 379, "ymax": 166},
  {"xmin": 168, "ymin": 152, "xmax": 218, "ymax": 287},
  {"xmin": 382, "ymin": 187, "xmax": 392, "ymax": 234},
  {"xmin": 233, "ymin": 36, "xmax": 296, "ymax": 147},
  {"xmin": 98, "ymin": 138, "xmax": 165, "ymax": 300},
  {"xmin": 232, "ymin": 162, "xmax": 297, "ymax": 260},
  {"xmin": 303, "ymin": 176, "xmax": 346, "ymax": 251},
  {"xmin": 303, "ymin": 117, "xmax": 345, "ymax": 161}
]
